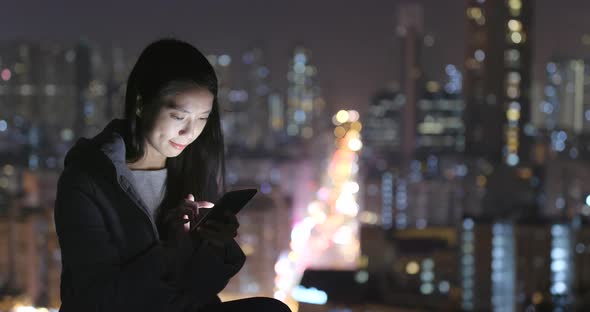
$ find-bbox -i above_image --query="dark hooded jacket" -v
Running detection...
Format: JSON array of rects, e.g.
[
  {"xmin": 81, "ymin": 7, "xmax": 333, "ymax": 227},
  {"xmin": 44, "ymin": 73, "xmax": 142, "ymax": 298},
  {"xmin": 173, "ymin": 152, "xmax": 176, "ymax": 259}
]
[{"xmin": 54, "ymin": 119, "xmax": 246, "ymax": 312}]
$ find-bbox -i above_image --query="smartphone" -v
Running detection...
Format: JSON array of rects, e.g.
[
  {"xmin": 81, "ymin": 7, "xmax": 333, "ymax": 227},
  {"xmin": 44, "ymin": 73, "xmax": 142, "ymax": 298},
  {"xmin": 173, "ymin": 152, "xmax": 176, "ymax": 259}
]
[{"xmin": 192, "ymin": 188, "xmax": 258, "ymax": 229}]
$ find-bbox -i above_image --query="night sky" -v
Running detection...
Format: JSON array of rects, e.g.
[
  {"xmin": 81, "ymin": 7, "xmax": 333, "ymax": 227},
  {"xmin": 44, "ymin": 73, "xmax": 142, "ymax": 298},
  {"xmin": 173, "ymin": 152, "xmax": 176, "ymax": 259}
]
[{"xmin": 4, "ymin": 0, "xmax": 590, "ymax": 115}]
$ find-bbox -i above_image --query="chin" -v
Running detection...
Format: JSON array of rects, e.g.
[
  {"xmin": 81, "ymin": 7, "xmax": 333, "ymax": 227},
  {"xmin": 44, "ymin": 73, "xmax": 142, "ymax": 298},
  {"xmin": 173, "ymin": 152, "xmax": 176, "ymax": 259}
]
[{"xmin": 167, "ymin": 150, "xmax": 182, "ymax": 157}]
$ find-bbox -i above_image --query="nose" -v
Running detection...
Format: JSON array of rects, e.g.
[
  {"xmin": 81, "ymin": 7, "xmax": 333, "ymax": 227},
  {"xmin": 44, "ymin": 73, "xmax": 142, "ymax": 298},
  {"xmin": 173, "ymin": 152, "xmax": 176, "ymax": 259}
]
[{"xmin": 179, "ymin": 122, "xmax": 197, "ymax": 140}]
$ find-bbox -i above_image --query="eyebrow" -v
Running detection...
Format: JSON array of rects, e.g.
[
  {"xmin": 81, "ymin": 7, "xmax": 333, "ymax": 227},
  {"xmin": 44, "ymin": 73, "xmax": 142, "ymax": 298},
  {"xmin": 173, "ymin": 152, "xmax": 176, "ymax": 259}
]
[{"xmin": 168, "ymin": 104, "xmax": 211, "ymax": 115}]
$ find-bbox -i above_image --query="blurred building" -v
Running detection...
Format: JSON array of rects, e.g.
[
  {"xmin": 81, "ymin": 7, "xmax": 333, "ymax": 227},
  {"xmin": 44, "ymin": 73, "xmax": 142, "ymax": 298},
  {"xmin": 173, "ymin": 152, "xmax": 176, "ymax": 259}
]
[
  {"xmin": 285, "ymin": 46, "xmax": 327, "ymax": 141},
  {"xmin": 0, "ymin": 41, "xmax": 76, "ymax": 171},
  {"xmin": 361, "ymin": 133, "xmax": 466, "ymax": 230},
  {"xmin": 461, "ymin": 218, "xmax": 511, "ymax": 311},
  {"xmin": 542, "ymin": 59, "xmax": 590, "ymax": 134},
  {"xmin": 0, "ymin": 186, "xmax": 56, "ymax": 307},
  {"xmin": 361, "ymin": 4, "xmax": 466, "ymax": 230},
  {"xmin": 240, "ymin": 47, "xmax": 273, "ymax": 150},
  {"xmin": 213, "ymin": 48, "xmax": 279, "ymax": 152},
  {"xmin": 460, "ymin": 217, "xmax": 584, "ymax": 311},
  {"xmin": 360, "ymin": 88, "xmax": 404, "ymax": 230},
  {"xmin": 538, "ymin": 57, "xmax": 590, "ymax": 165},
  {"xmin": 363, "ymin": 88, "xmax": 405, "ymax": 165},
  {"xmin": 572, "ymin": 222, "xmax": 590, "ymax": 309},
  {"xmin": 346, "ymin": 225, "xmax": 460, "ymax": 310},
  {"xmin": 542, "ymin": 158, "xmax": 590, "ymax": 218},
  {"xmin": 213, "ymin": 47, "xmax": 293, "ymax": 155},
  {"xmin": 0, "ymin": 40, "xmax": 129, "ymax": 174},
  {"xmin": 46, "ymin": 207, "xmax": 61, "ymax": 309},
  {"xmin": 207, "ymin": 52, "xmax": 237, "ymax": 145},
  {"xmin": 295, "ymin": 269, "xmax": 415, "ymax": 312},
  {"xmin": 397, "ymin": 4, "xmax": 423, "ymax": 166},
  {"xmin": 387, "ymin": 227, "xmax": 459, "ymax": 309},
  {"xmin": 523, "ymin": 118, "xmax": 590, "ymax": 220},
  {"xmin": 415, "ymin": 73, "xmax": 464, "ymax": 157},
  {"xmin": 464, "ymin": 0, "xmax": 534, "ymax": 167}
]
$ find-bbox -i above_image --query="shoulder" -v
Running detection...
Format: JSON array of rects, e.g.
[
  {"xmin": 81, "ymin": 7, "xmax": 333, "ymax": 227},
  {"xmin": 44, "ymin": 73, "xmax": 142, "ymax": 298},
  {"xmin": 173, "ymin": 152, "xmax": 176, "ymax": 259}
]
[
  {"xmin": 57, "ymin": 166, "xmax": 97, "ymax": 196},
  {"xmin": 54, "ymin": 166, "xmax": 108, "ymax": 231}
]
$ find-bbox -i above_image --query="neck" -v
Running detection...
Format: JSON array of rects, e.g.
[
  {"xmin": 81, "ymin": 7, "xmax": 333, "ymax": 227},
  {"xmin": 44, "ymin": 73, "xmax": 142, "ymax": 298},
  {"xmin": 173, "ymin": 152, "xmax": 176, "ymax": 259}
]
[{"xmin": 127, "ymin": 140, "xmax": 166, "ymax": 170}]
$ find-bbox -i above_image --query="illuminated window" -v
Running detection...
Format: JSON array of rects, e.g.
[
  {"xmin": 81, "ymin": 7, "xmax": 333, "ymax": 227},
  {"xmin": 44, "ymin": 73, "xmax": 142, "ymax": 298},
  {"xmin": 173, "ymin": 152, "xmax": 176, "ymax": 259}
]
[
  {"xmin": 550, "ymin": 224, "xmax": 572, "ymax": 296},
  {"xmin": 505, "ymin": 49, "xmax": 520, "ymax": 67},
  {"xmin": 506, "ymin": 86, "xmax": 520, "ymax": 99},
  {"xmin": 395, "ymin": 179, "xmax": 407, "ymax": 229},
  {"xmin": 508, "ymin": 0, "xmax": 522, "ymax": 16},
  {"xmin": 381, "ymin": 172, "xmax": 393, "ymax": 229},
  {"xmin": 507, "ymin": 19, "xmax": 522, "ymax": 32},
  {"xmin": 218, "ymin": 54, "xmax": 231, "ymax": 67},
  {"xmin": 509, "ymin": 32, "xmax": 523, "ymax": 44},
  {"xmin": 474, "ymin": 49, "xmax": 485, "ymax": 62},
  {"xmin": 507, "ymin": 72, "xmax": 521, "ymax": 84},
  {"xmin": 492, "ymin": 223, "xmax": 515, "ymax": 310},
  {"xmin": 462, "ymin": 218, "xmax": 475, "ymax": 310}
]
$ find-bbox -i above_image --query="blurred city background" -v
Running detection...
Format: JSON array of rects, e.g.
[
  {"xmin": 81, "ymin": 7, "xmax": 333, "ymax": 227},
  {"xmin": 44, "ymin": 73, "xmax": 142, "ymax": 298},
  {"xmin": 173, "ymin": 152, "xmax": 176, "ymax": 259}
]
[{"xmin": 1, "ymin": 0, "xmax": 590, "ymax": 311}]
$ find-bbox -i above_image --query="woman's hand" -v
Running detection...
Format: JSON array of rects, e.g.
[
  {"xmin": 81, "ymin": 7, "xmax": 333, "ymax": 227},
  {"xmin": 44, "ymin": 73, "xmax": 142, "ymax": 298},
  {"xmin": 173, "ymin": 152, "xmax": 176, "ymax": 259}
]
[
  {"xmin": 158, "ymin": 194, "xmax": 213, "ymax": 252},
  {"xmin": 182, "ymin": 194, "xmax": 214, "ymax": 232},
  {"xmin": 192, "ymin": 210, "xmax": 239, "ymax": 248}
]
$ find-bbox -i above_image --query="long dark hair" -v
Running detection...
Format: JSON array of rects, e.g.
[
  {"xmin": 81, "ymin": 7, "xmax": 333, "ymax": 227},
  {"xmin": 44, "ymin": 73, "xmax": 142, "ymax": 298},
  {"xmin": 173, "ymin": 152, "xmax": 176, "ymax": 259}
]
[{"xmin": 123, "ymin": 38, "xmax": 226, "ymax": 239}]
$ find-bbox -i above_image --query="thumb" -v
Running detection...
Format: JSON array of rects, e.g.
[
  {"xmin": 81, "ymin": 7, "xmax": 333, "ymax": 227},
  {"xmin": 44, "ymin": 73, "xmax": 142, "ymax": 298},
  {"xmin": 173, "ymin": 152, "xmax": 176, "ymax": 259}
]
[
  {"xmin": 186, "ymin": 194, "xmax": 195, "ymax": 202},
  {"xmin": 183, "ymin": 214, "xmax": 190, "ymax": 232}
]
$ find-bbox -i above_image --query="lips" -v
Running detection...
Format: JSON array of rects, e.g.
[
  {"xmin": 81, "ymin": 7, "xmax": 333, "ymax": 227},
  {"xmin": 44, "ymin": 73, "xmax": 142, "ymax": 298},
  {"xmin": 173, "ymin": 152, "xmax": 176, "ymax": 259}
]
[{"xmin": 169, "ymin": 140, "xmax": 187, "ymax": 150}]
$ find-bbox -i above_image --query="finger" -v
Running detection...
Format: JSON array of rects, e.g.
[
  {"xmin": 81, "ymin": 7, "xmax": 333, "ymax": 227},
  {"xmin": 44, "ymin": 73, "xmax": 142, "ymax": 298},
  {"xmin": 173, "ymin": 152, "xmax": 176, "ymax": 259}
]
[
  {"xmin": 183, "ymin": 199, "xmax": 200, "ymax": 210},
  {"xmin": 169, "ymin": 218, "xmax": 190, "ymax": 229},
  {"xmin": 197, "ymin": 201, "xmax": 215, "ymax": 209},
  {"xmin": 163, "ymin": 207, "xmax": 195, "ymax": 224},
  {"xmin": 183, "ymin": 214, "xmax": 190, "ymax": 232},
  {"xmin": 187, "ymin": 194, "xmax": 195, "ymax": 201}
]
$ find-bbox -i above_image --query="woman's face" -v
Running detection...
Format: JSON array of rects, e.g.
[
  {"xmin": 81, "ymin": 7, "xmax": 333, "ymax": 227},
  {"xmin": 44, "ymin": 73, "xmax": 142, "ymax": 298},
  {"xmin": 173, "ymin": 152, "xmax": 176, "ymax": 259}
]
[{"xmin": 143, "ymin": 88, "xmax": 214, "ymax": 164}]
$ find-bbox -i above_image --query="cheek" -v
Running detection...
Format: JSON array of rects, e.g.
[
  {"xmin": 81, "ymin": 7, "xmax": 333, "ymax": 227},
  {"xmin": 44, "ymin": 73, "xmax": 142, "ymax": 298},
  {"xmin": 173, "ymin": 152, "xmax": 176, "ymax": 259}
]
[
  {"xmin": 194, "ymin": 122, "xmax": 208, "ymax": 138},
  {"xmin": 153, "ymin": 118, "xmax": 179, "ymax": 138},
  {"xmin": 198, "ymin": 121, "xmax": 208, "ymax": 133}
]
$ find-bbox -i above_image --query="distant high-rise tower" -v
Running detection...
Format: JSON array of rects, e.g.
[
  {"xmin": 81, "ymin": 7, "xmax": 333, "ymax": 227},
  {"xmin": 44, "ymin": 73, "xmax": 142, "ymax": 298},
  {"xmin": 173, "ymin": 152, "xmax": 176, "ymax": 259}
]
[
  {"xmin": 208, "ymin": 52, "xmax": 238, "ymax": 147},
  {"xmin": 242, "ymin": 47, "xmax": 272, "ymax": 150},
  {"xmin": 397, "ymin": 4, "xmax": 424, "ymax": 167},
  {"xmin": 286, "ymin": 46, "xmax": 324, "ymax": 140},
  {"xmin": 415, "ymin": 67, "xmax": 465, "ymax": 157},
  {"xmin": 363, "ymin": 87, "xmax": 405, "ymax": 164},
  {"xmin": 464, "ymin": 0, "xmax": 534, "ymax": 167}
]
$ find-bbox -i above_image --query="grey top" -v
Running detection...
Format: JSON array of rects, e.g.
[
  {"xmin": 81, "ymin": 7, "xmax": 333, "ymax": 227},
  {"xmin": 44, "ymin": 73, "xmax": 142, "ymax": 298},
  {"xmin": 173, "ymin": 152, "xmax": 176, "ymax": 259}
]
[{"xmin": 129, "ymin": 168, "xmax": 167, "ymax": 218}]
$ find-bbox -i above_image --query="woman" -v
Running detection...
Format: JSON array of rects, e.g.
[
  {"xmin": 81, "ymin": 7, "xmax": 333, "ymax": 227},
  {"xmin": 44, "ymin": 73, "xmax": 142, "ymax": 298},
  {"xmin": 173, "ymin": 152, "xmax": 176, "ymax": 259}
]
[{"xmin": 54, "ymin": 38, "xmax": 291, "ymax": 312}]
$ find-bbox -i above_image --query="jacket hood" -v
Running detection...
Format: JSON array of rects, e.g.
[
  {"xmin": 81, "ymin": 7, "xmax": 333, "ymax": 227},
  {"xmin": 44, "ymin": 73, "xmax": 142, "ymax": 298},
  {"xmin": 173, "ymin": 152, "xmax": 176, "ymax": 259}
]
[
  {"xmin": 64, "ymin": 119, "xmax": 160, "ymax": 238},
  {"xmin": 64, "ymin": 118, "xmax": 133, "ymax": 182}
]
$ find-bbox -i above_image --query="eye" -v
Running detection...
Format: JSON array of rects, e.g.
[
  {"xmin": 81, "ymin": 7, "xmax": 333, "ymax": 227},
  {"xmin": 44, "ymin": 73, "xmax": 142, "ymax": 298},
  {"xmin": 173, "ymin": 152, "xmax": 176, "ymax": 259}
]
[
  {"xmin": 171, "ymin": 114, "xmax": 185, "ymax": 121},
  {"xmin": 199, "ymin": 117, "xmax": 209, "ymax": 121}
]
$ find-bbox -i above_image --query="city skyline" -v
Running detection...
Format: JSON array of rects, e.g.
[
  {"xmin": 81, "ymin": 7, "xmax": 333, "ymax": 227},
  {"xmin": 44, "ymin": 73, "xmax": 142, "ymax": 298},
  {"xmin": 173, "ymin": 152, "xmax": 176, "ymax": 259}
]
[
  {"xmin": 3, "ymin": 1, "xmax": 590, "ymax": 311},
  {"xmin": 4, "ymin": 0, "xmax": 590, "ymax": 117}
]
